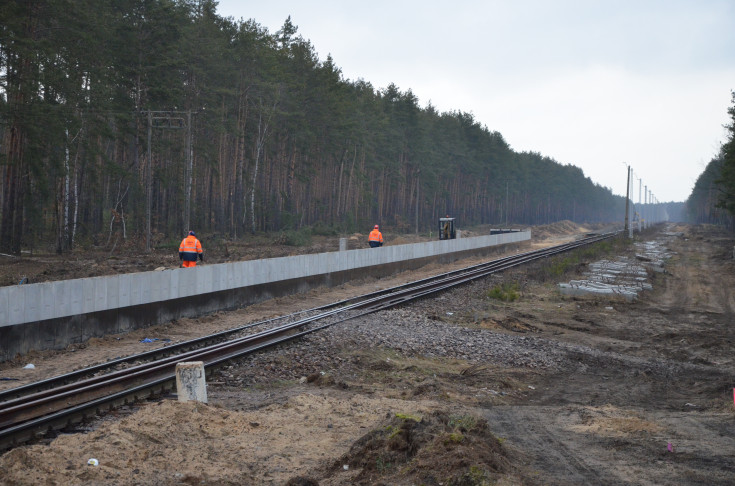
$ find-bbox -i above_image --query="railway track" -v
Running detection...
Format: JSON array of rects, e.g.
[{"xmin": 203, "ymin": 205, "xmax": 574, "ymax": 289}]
[{"xmin": 0, "ymin": 232, "xmax": 617, "ymax": 451}]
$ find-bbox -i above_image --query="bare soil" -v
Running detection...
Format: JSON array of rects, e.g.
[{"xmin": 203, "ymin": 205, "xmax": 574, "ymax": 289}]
[{"xmin": 2, "ymin": 222, "xmax": 733, "ymax": 485}]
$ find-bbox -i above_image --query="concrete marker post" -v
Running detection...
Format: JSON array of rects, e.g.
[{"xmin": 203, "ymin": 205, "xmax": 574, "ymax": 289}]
[{"xmin": 175, "ymin": 361, "xmax": 208, "ymax": 403}]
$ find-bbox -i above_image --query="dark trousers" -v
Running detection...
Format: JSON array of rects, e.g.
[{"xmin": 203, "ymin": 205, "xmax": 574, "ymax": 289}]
[{"xmin": 369, "ymin": 241, "xmax": 382, "ymax": 248}]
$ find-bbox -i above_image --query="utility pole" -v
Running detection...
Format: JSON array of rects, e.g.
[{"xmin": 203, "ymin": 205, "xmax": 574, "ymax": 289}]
[
  {"xmin": 146, "ymin": 112, "xmax": 152, "ymax": 252},
  {"xmin": 624, "ymin": 165, "xmax": 630, "ymax": 237},
  {"xmin": 644, "ymin": 185, "xmax": 648, "ymax": 229},
  {"xmin": 649, "ymin": 190, "xmax": 653, "ymax": 224},
  {"xmin": 505, "ymin": 181, "xmax": 509, "ymax": 227},
  {"xmin": 145, "ymin": 110, "xmax": 196, "ymax": 252},
  {"xmin": 415, "ymin": 169, "xmax": 420, "ymax": 235},
  {"xmin": 637, "ymin": 177, "xmax": 642, "ymax": 232},
  {"xmin": 185, "ymin": 110, "xmax": 193, "ymax": 232}
]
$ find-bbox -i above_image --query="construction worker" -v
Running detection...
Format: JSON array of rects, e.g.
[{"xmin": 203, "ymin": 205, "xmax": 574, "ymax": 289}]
[
  {"xmin": 179, "ymin": 231, "xmax": 203, "ymax": 268},
  {"xmin": 368, "ymin": 225, "xmax": 383, "ymax": 248}
]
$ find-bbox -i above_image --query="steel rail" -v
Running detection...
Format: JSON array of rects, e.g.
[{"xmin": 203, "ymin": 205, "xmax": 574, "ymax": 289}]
[
  {"xmin": 1, "ymin": 232, "xmax": 615, "ymax": 415},
  {"xmin": 0, "ymin": 232, "xmax": 610, "ymax": 403},
  {"xmin": 0, "ymin": 232, "xmax": 618, "ymax": 450}
]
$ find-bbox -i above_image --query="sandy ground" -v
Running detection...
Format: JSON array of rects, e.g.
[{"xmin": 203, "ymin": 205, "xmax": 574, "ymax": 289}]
[{"xmin": 3, "ymin": 222, "xmax": 733, "ymax": 485}]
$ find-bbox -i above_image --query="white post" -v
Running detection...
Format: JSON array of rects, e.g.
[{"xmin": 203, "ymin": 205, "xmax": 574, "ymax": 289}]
[
  {"xmin": 339, "ymin": 237, "xmax": 348, "ymax": 251},
  {"xmin": 176, "ymin": 361, "xmax": 208, "ymax": 403}
]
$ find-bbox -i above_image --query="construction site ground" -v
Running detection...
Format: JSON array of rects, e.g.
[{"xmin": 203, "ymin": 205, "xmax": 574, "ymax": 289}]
[{"xmin": 1, "ymin": 222, "xmax": 734, "ymax": 485}]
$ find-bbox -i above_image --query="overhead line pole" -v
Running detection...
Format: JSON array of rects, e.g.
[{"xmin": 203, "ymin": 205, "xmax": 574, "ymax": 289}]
[
  {"xmin": 145, "ymin": 110, "xmax": 196, "ymax": 252},
  {"xmin": 624, "ymin": 164, "xmax": 630, "ymax": 237},
  {"xmin": 146, "ymin": 112, "xmax": 152, "ymax": 252}
]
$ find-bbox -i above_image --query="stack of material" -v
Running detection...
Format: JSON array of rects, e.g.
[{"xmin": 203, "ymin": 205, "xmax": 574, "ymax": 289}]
[{"xmin": 559, "ymin": 237, "xmax": 674, "ymax": 301}]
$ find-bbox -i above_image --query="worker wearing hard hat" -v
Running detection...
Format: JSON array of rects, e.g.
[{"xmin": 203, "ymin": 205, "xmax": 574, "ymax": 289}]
[
  {"xmin": 179, "ymin": 231, "xmax": 204, "ymax": 267},
  {"xmin": 368, "ymin": 225, "xmax": 383, "ymax": 248}
]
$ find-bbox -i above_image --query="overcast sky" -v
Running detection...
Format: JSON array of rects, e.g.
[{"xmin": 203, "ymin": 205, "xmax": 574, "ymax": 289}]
[{"xmin": 215, "ymin": 0, "xmax": 735, "ymax": 203}]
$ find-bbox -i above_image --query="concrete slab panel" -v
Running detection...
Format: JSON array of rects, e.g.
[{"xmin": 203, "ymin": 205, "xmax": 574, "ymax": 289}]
[
  {"xmin": 326, "ymin": 253, "xmax": 339, "ymax": 273},
  {"xmin": 118, "ymin": 273, "xmax": 132, "ymax": 308},
  {"xmin": 317, "ymin": 254, "xmax": 329, "ymax": 275},
  {"xmin": 150, "ymin": 270, "xmax": 166, "ymax": 303},
  {"xmin": 235, "ymin": 262, "xmax": 245, "ymax": 288},
  {"xmin": 346, "ymin": 250, "xmax": 357, "ymax": 270},
  {"xmin": 80, "ymin": 313, "xmax": 104, "ymax": 341},
  {"xmin": 196, "ymin": 266, "xmax": 212, "ymax": 295},
  {"xmin": 69, "ymin": 280, "xmax": 83, "ymax": 316},
  {"xmin": 211, "ymin": 264, "xmax": 226, "ymax": 293},
  {"xmin": 82, "ymin": 278, "xmax": 96, "ymax": 314},
  {"xmin": 179, "ymin": 268, "xmax": 196, "ymax": 297},
  {"xmin": 37, "ymin": 318, "xmax": 58, "ymax": 349},
  {"xmin": 347, "ymin": 250, "xmax": 357, "ymax": 272},
  {"xmin": 22, "ymin": 284, "xmax": 41, "ymax": 323},
  {"xmin": 225, "ymin": 264, "xmax": 236, "ymax": 290},
  {"xmin": 396, "ymin": 245, "xmax": 409, "ymax": 262},
  {"xmin": 7, "ymin": 285, "xmax": 24, "ymax": 326},
  {"xmin": 54, "ymin": 316, "xmax": 83, "ymax": 347},
  {"xmin": 207, "ymin": 265, "xmax": 218, "ymax": 293},
  {"xmin": 0, "ymin": 324, "xmax": 21, "ymax": 360},
  {"xmin": 250, "ymin": 260, "xmax": 266, "ymax": 286},
  {"xmin": 234, "ymin": 262, "xmax": 247, "ymax": 287},
  {"xmin": 267, "ymin": 258, "xmax": 282, "ymax": 282},
  {"xmin": 147, "ymin": 271, "xmax": 160, "ymax": 303},
  {"xmin": 107, "ymin": 275, "xmax": 119, "ymax": 310},
  {"xmin": 94, "ymin": 277, "xmax": 108, "ymax": 312},
  {"xmin": 300, "ymin": 255, "xmax": 314, "ymax": 278},
  {"xmin": 22, "ymin": 320, "xmax": 41, "ymax": 354},
  {"xmin": 169, "ymin": 269, "xmax": 179, "ymax": 299},
  {"xmin": 138, "ymin": 272, "xmax": 152, "ymax": 306},
  {"xmin": 285, "ymin": 255, "xmax": 299, "ymax": 279},
  {"xmin": 241, "ymin": 261, "xmax": 252, "ymax": 286},
  {"xmin": 128, "ymin": 273, "xmax": 143, "ymax": 306},
  {"xmin": 315, "ymin": 254, "xmax": 328, "ymax": 275},
  {"xmin": 53, "ymin": 280, "xmax": 69, "ymax": 319},
  {"xmin": 0, "ymin": 287, "xmax": 9, "ymax": 327}
]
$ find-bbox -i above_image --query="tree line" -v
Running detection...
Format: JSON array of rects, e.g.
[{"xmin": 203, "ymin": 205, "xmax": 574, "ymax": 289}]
[
  {"xmin": 0, "ymin": 0, "xmax": 627, "ymax": 255},
  {"xmin": 686, "ymin": 92, "xmax": 735, "ymax": 228}
]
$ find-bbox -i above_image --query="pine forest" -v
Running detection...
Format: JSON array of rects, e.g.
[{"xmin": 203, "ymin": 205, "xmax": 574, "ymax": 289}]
[
  {"xmin": 686, "ymin": 92, "xmax": 735, "ymax": 228},
  {"xmin": 3, "ymin": 0, "xmax": 643, "ymax": 255}
]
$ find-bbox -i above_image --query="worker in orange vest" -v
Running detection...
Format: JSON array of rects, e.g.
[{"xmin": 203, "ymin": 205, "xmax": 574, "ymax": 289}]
[
  {"xmin": 179, "ymin": 231, "xmax": 203, "ymax": 267},
  {"xmin": 368, "ymin": 225, "xmax": 383, "ymax": 248}
]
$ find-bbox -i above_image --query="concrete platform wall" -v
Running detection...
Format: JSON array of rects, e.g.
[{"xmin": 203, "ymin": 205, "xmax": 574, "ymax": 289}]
[{"xmin": 0, "ymin": 231, "xmax": 529, "ymax": 360}]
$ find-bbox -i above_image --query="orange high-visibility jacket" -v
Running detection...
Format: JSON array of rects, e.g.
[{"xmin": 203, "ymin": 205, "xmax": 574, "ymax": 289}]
[
  {"xmin": 368, "ymin": 229, "xmax": 383, "ymax": 243},
  {"xmin": 179, "ymin": 235, "xmax": 203, "ymax": 262}
]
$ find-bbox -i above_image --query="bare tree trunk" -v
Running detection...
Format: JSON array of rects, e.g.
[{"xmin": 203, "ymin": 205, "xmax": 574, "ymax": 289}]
[
  {"xmin": 0, "ymin": 125, "xmax": 27, "ymax": 255},
  {"xmin": 249, "ymin": 111, "xmax": 264, "ymax": 234},
  {"xmin": 248, "ymin": 96, "xmax": 278, "ymax": 234},
  {"xmin": 64, "ymin": 135, "xmax": 70, "ymax": 249},
  {"xmin": 415, "ymin": 168, "xmax": 420, "ymax": 234},
  {"xmin": 235, "ymin": 88, "xmax": 249, "ymax": 237},
  {"xmin": 72, "ymin": 154, "xmax": 79, "ymax": 247}
]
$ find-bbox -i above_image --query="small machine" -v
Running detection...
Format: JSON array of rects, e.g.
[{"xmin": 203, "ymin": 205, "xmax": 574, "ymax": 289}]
[{"xmin": 439, "ymin": 217, "xmax": 456, "ymax": 240}]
